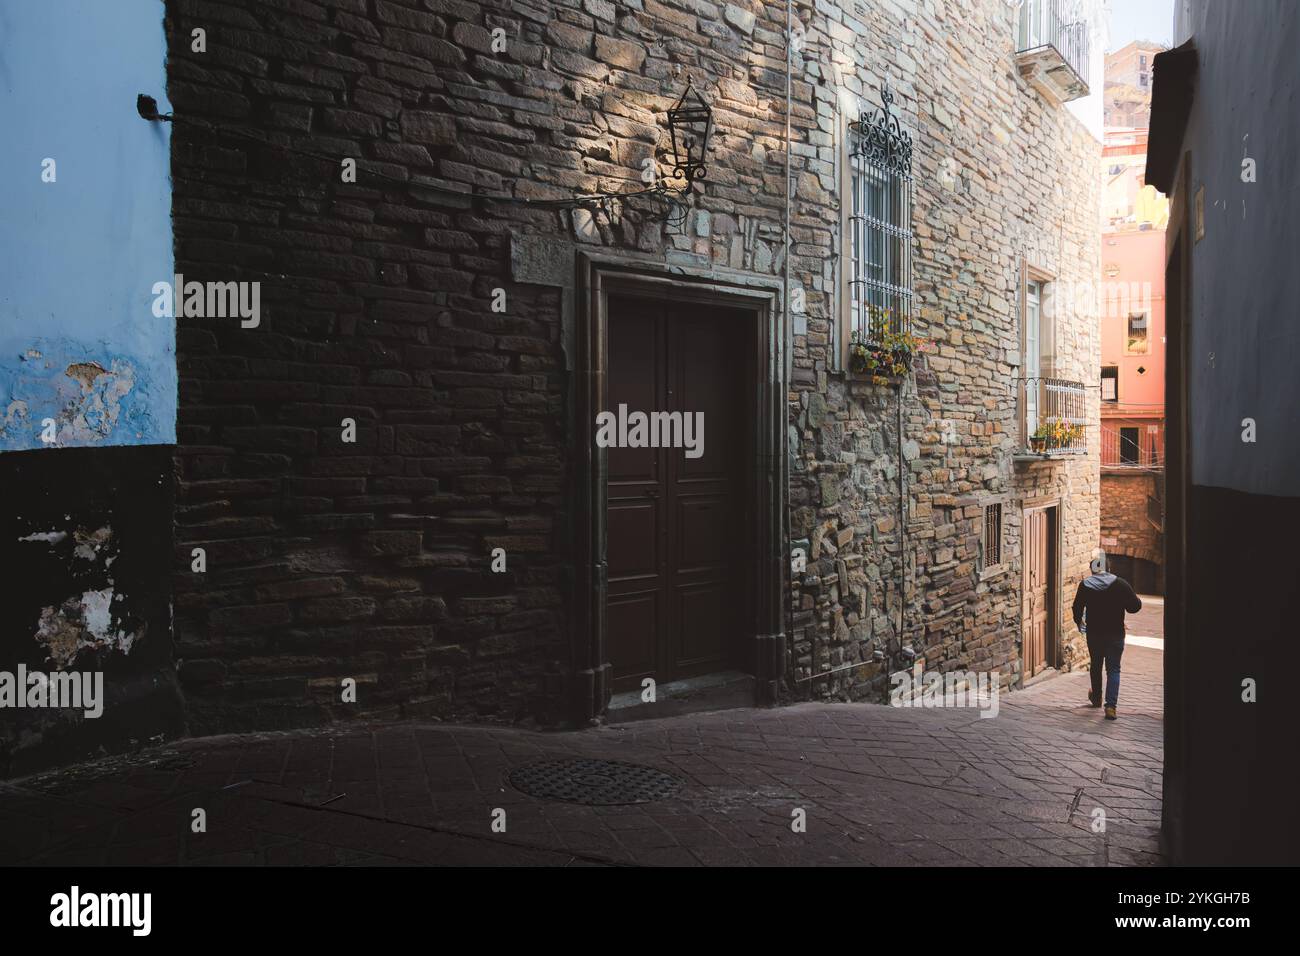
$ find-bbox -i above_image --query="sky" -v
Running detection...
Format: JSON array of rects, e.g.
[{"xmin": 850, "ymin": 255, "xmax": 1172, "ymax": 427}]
[{"xmin": 1107, "ymin": 0, "xmax": 1175, "ymax": 51}]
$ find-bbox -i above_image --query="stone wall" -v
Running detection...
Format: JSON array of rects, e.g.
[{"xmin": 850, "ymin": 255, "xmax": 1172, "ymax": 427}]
[
  {"xmin": 165, "ymin": 0, "xmax": 1099, "ymax": 731},
  {"xmin": 1100, "ymin": 470, "xmax": 1161, "ymax": 565},
  {"xmin": 789, "ymin": 0, "xmax": 1101, "ymax": 697},
  {"xmin": 167, "ymin": 0, "xmax": 577, "ymax": 732}
]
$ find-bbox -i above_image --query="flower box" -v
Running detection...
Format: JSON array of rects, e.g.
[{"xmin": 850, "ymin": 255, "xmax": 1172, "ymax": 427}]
[{"xmin": 848, "ymin": 328, "xmax": 930, "ymax": 383}]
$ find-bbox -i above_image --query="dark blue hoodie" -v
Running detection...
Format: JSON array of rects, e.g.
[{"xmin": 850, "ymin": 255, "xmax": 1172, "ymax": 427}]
[{"xmin": 1072, "ymin": 572, "xmax": 1142, "ymax": 641}]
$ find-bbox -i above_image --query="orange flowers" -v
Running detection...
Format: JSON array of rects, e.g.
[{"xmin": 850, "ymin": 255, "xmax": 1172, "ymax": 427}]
[{"xmin": 1031, "ymin": 418, "xmax": 1085, "ymax": 450}]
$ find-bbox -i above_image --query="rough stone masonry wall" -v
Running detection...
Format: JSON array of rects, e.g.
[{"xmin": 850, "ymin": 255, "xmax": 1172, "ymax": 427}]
[
  {"xmin": 788, "ymin": 0, "xmax": 1101, "ymax": 699},
  {"xmin": 165, "ymin": 0, "xmax": 1098, "ymax": 733},
  {"xmin": 1100, "ymin": 471, "xmax": 1160, "ymax": 566},
  {"xmin": 165, "ymin": 0, "xmax": 802, "ymax": 732}
]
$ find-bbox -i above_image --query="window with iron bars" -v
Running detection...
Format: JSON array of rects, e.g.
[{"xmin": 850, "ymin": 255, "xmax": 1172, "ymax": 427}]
[
  {"xmin": 847, "ymin": 89, "xmax": 913, "ymax": 346},
  {"xmin": 983, "ymin": 503, "xmax": 1003, "ymax": 568}
]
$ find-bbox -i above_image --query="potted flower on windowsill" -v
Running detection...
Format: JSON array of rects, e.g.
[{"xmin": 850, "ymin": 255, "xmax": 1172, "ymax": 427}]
[
  {"xmin": 1030, "ymin": 419, "xmax": 1085, "ymax": 454},
  {"xmin": 848, "ymin": 319, "xmax": 930, "ymax": 385},
  {"xmin": 1030, "ymin": 422, "xmax": 1050, "ymax": 453},
  {"xmin": 1053, "ymin": 420, "xmax": 1084, "ymax": 451}
]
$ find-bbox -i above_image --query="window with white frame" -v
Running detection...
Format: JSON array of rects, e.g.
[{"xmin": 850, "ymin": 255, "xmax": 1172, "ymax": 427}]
[
  {"xmin": 1101, "ymin": 365, "xmax": 1118, "ymax": 402},
  {"xmin": 1025, "ymin": 279, "xmax": 1043, "ymax": 435},
  {"xmin": 1020, "ymin": 264, "xmax": 1063, "ymax": 446}
]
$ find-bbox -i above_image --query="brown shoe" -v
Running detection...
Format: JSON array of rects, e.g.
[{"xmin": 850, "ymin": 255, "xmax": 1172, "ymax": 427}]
[
  {"xmin": 1088, "ymin": 691, "xmax": 1101, "ymax": 708},
  {"xmin": 1105, "ymin": 706, "xmax": 1117, "ymax": 720}
]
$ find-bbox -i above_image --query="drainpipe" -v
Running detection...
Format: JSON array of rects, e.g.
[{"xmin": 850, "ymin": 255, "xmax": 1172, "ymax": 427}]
[
  {"xmin": 897, "ymin": 378, "xmax": 906, "ymax": 657},
  {"xmin": 783, "ymin": 0, "xmax": 794, "ymax": 695}
]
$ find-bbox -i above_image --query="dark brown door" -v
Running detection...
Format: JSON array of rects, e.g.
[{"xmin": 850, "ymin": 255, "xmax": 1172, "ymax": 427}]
[
  {"xmin": 606, "ymin": 295, "xmax": 748, "ymax": 692},
  {"xmin": 1023, "ymin": 507, "xmax": 1053, "ymax": 678}
]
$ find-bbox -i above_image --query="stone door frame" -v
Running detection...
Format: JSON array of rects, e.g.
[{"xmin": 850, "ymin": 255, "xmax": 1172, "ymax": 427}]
[{"xmin": 570, "ymin": 251, "xmax": 788, "ymax": 722}]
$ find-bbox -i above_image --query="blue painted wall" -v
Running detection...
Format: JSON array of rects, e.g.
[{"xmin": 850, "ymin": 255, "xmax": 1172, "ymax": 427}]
[{"xmin": 0, "ymin": 0, "xmax": 174, "ymax": 450}]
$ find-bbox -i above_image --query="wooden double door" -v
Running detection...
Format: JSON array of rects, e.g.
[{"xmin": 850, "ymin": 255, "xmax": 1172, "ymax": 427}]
[
  {"xmin": 605, "ymin": 295, "xmax": 751, "ymax": 693},
  {"xmin": 1022, "ymin": 505, "xmax": 1057, "ymax": 678}
]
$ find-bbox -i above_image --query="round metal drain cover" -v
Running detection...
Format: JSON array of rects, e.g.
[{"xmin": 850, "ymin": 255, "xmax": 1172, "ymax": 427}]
[{"xmin": 508, "ymin": 758, "xmax": 683, "ymax": 805}]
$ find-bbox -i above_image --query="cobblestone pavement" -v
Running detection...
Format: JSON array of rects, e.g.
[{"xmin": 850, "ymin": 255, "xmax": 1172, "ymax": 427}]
[{"xmin": 0, "ymin": 648, "xmax": 1163, "ymax": 867}]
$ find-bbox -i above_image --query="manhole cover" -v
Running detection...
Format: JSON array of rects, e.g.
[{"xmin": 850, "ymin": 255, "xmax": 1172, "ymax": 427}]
[{"xmin": 508, "ymin": 758, "xmax": 683, "ymax": 805}]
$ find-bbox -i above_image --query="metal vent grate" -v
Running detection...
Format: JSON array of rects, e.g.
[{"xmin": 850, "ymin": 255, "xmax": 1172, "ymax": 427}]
[{"xmin": 508, "ymin": 758, "xmax": 684, "ymax": 805}]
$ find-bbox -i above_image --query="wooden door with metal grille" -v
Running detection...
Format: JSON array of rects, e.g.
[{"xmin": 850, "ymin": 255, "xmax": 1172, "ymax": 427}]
[{"xmin": 1023, "ymin": 506, "xmax": 1054, "ymax": 678}]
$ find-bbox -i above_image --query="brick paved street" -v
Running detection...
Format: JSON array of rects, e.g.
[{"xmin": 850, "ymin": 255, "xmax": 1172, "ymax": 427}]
[
  {"xmin": 1127, "ymin": 596, "xmax": 1165, "ymax": 641},
  {"xmin": 0, "ymin": 648, "xmax": 1163, "ymax": 867}
]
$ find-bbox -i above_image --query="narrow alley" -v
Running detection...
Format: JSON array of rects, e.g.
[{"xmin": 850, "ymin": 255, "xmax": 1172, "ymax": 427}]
[{"xmin": 3, "ymin": 0, "xmax": 1295, "ymax": 895}]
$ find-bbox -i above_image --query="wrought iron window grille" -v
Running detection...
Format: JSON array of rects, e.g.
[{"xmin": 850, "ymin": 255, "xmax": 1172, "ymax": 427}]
[{"xmin": 848, "ymin": 85, "xmax": 914, "ymax": 347}]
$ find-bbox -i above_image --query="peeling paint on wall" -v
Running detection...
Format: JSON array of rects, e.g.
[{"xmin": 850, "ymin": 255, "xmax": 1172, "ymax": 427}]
[
  {"xmin": 64, "ymin": 362, "xmax": 107, "ymax": 389},
  {"xmin": 62, "ymin": 360, "xmax": 137, "ymax": 442},
  {"xmin": 72, "ymin": 526, "xmax": 112, "ymax": 563},
  {"xmin": 17, "ymin": 524, "xmax": 141, "ymax": 668},
  {"xmin": 2, "ymin": 444, "xmax": 181, "ymax": 775},
  {"xmin": 0, "ymin": 0, "xmax": 175, "ymax": 452},
  {"xmin": 36, "ymin": 588, "xmax": 140, "ymax": 667},
  {"xmin": 0, "ymin": 345, "xmax": 152, "ymax": 449},
  {"xmin": 18, "ymin": 531, "xmax": 68, "ymax": 545}
]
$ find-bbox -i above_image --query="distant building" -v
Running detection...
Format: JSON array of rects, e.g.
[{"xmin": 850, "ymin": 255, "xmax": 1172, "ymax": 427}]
[
  {"xmin": 1102, "ymin": 127, "xmax": 1168, "ymax": 229},
  {"xmin": 1103, "ymin": 41, "xmax": 1166, "ymax": 128},
  {"xmin": 1107, "ymin": 40, "xmax": 1164, "ymax": 91},
  {"xmin": 1099, "ymin": 124, "xmax": 1168, "ymax": 593}
]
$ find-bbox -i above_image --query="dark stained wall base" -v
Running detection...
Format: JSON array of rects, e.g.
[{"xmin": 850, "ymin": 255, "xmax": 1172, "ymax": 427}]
[
  {"xmin": 1170, "ymin": 484, "xmax": 1300, "ymax": 865},
  {"xmin": 0, "ymin": 445, "xmax": 183, "ymax": 778}
]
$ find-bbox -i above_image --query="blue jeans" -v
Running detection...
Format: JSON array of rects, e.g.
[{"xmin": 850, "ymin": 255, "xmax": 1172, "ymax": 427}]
[{"xmin": 1088, "ymin": 635, "xmax": 1124, "ymax": 707}]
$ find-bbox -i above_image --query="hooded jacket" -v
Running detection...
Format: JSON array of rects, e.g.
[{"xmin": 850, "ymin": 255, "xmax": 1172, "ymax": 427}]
[{"xmin": 1071, "ymin": 572, "xmax": 1142, "ymax": 642}]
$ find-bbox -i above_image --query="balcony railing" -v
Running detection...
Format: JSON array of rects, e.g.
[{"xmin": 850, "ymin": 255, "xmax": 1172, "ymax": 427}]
[
  {"xmin": 1101, "ymin": 420, "xmax": 1164, "ymax": 468},
  {"xmin": 1015, "ymin": 0, "xmax": 1091, "ymax": 103},
  {"xmin": 1018, "ymin": 377, "xmax": 1088, "ymax": 456}
]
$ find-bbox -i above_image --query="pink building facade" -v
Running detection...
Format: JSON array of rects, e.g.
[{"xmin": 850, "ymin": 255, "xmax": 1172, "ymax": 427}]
[
  {"xmin": 1100, "ymin": 227, "xmax": 1166, "ymax": 458},
  {"xmin": 1099, "ymin": 126, "xmax": 1166, "ymax": 592}
]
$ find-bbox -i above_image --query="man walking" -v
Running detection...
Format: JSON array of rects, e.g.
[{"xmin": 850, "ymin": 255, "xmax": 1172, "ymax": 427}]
[{"xmin": 1072, "ymin": 552, "xmax": 1142, "ymax": 720}]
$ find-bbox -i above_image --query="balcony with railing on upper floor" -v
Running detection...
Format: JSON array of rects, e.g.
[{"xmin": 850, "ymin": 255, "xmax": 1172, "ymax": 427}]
[
  {"xmin": 1101, "ymin": 421, "xmax": 1165, "ymax": 470},
  {"xmin": 1015, "ymin": 0, "xmax": 1091, "ymax": 104},
  {"xmin": 1015, "ymin": 377, "xmax": 1089, "ymax": 460}
]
